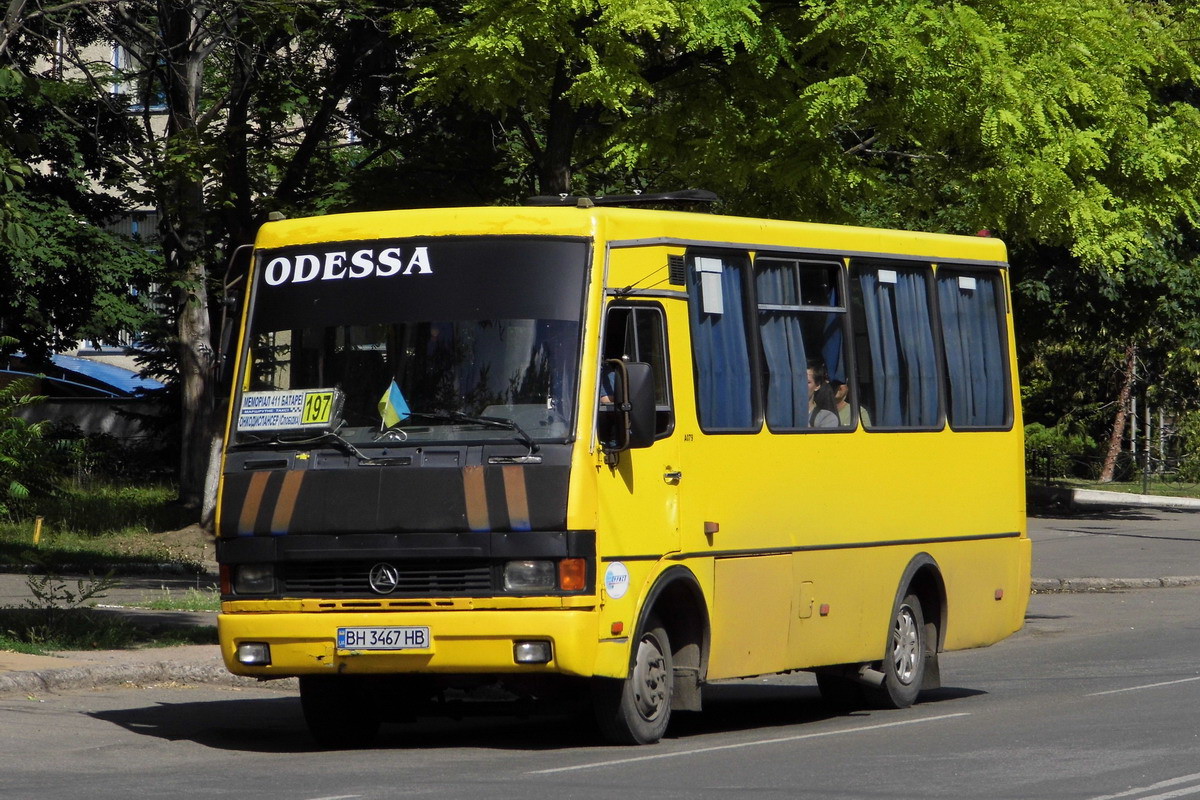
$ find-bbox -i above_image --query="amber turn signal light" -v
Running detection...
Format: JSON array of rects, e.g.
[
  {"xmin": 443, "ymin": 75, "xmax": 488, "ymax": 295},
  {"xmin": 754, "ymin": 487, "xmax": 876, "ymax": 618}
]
[{"xmin": 559, "ymin": 558, "xmax": 587, "ymax": 591}]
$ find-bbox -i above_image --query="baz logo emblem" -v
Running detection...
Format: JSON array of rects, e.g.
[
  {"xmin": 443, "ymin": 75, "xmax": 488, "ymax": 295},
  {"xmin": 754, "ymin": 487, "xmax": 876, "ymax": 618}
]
[{"xmin": 368, "ymin": 563, "xmax": 401, "ymax": 595}]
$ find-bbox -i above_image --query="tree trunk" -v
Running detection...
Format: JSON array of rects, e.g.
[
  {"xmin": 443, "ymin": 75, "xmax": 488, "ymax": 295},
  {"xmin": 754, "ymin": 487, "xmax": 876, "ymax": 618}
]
[
  {"xmin": 1098, "ymin": 343, "xmax": 1136, "ymax": 483},
  {"xmin": 537, "ymin": 60, "xmax": 577, "ymax": 195},
  {"xmin": 159, "ymin": 0, "xmax": 215, "ymax": 510}
]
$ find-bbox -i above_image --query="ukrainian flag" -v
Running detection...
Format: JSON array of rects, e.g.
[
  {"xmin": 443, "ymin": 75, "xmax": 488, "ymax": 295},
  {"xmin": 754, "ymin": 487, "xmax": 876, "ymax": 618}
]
[{"xmin": 378, "ymin": 379, "xmax": 411, "ymax": 428}]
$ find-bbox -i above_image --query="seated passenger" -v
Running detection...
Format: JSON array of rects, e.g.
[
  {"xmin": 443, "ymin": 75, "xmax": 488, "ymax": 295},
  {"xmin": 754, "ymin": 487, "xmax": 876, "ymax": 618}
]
[
  {"xmin": 806, "ymin": 361, "xmax": 839, "ymax": 428},
  {"xmin": 832, "ymin": 380, "xmax": 871, "ymax": 427}
]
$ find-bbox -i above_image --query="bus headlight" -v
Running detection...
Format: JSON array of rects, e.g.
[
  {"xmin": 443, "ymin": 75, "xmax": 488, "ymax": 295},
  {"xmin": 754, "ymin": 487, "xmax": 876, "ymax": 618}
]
[
  {"xmin": 234, "ymin": 564, "xmax": 276, "ymax": 594},
  {"xmin": 504, "ymin": 560, "xmax": 556, "ymax": 591}
]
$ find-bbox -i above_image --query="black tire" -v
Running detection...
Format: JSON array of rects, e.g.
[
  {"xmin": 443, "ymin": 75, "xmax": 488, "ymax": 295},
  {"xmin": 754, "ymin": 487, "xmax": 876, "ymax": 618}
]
[
  {"xmin": 299, "ymin": 675, "xmax": 382, "ymax": 749},
  {"xmin": 866, "ymin": 592, "xmax": 927, "ymax": 709},
  {"xmin": 593, "ymin": 618, "xmax": 674, "ymax": 745}
]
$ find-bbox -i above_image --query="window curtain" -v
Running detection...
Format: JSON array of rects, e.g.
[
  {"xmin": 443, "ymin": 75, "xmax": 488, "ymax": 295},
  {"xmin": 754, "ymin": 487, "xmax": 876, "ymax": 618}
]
[
  {"xmin": 821, "ymin": 285, "xmax": 846, "ymax": 384},
  {"xmin": 688, "ymin": 256, "xmax": 753, "ymax": 428},
  {"xmin": 895, "ymin": 270, "xmax": 939, "ymax": 426},
  {"xmin": 756, "ymin": 264, "xmax": 808, "ymax": 428},
  {"xmin": 857, "ymin": 268, "xmax": 939, "ymax": 427},
  {"xmin": 938, "ymin": 273, "xmax": 1006, "ymax": 427}
]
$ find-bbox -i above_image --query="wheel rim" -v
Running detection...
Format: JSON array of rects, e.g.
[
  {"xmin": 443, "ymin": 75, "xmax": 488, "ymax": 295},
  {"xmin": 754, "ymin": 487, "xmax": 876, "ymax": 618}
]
[
  {"xmin": 632, "ymin": 631, "xmax": 669, "ymax": 721},
  {"xmin": 891, "ymin": 604, "xmax": 920, "ymax": 686}
]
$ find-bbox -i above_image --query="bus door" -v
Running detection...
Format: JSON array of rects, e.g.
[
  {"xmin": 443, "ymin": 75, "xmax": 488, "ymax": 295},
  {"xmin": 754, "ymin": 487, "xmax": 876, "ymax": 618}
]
[{"xmin": 595, "ymin": 301, "xmax": 681, "ymax": 566}]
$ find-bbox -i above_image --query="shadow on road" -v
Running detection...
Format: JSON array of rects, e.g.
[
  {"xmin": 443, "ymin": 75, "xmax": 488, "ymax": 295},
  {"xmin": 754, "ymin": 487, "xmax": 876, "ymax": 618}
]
[{"xmin": 89, "ymin": 680, "xmax": 985, "ymax": 754}]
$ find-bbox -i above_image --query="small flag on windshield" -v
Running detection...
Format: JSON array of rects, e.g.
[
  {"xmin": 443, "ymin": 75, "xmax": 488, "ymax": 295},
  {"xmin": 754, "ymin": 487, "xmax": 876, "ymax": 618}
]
[{"xmin": 378, "ymin": 379, "xmax": 411, "ymax": 428}]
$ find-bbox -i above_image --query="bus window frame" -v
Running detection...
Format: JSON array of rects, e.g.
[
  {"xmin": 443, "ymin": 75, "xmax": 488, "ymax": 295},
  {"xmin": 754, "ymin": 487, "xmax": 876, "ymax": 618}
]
[
  {"xmin": 750, "ymin": 253, "xmax": 857, "ymax": 435},
  {"xmin": 684, "ymin": 249, "xmax": 764, "ymax": 435},
  {"xmin": 849, "ymin": 258, "xmax": 947, "ymax": 434},
  {"xmin": 933, "ymin": 263, "xmax": 1015, "ymax": 433},
  {"xmin": 599, "ymin": 300, "xmax": 676, "ymax": 441}
]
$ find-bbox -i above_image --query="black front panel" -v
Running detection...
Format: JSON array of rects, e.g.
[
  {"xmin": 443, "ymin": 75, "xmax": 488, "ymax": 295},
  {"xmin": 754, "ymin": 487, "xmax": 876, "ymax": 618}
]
[
  {"xmin": 218, "ymin": 443, "xmax": 571, "ymax": 537},
  {"xmin": 218, "ymin": 529, "xmax": 597, "ymax": 598}
]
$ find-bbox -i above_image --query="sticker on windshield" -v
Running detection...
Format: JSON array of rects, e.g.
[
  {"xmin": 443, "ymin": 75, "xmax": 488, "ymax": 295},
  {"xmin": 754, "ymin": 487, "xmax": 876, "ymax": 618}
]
[
  {"xmin": 237, "ymin": 388, "xmax": 343, "ymax": 432},
  {"xmin": 604, "ymin": 562, "xmax": 630, "ymax": 600}
]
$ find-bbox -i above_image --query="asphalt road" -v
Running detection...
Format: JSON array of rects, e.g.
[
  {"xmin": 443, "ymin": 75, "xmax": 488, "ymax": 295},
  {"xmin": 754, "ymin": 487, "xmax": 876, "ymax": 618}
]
[{"xmin": 3, "ymin": 586, "xmax": 1200, "ymax": 800}]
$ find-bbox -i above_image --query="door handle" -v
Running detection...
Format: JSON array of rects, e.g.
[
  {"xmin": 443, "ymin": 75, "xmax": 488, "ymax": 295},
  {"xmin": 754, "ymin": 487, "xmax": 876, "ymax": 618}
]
[{"xmin": 663, "ymin": 470, "xmax": 683, "ymax": 483}]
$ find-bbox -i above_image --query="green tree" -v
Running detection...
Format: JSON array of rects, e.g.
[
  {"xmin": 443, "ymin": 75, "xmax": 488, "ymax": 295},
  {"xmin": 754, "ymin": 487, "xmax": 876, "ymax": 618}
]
[
  {"xmin": 0, "ymin": 195, "xmax": 161, "ymax": 364},
  {"xmin": 390, "ymin": 0, "xmax": 784, "ymax": 195},
  {"xmin": 3, "ymin": 1, "xmax": 413, "ymax": 510}
]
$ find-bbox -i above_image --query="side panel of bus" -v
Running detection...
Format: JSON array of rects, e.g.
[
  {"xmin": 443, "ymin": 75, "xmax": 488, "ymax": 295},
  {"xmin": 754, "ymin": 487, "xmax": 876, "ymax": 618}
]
[{"xmin": 597, "ymin": 242, "xmax": 1028, "ymax": 683}]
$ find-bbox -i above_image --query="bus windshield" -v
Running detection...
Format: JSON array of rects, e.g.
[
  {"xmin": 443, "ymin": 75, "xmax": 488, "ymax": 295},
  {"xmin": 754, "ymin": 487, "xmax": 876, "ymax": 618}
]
[{"xmin": 234, "ymin": 237, "xmax": 589, "ymax": 447}]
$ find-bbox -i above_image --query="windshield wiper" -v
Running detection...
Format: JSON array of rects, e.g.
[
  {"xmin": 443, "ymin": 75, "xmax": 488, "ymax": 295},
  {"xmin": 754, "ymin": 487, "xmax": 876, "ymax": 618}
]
[
  {"xmin": 385, "ymin": 410, "xmax": 540, "ymax": 454},
  {"xmin": 230, "ymin": 427, "xmax": 383, "ymax": 464}
]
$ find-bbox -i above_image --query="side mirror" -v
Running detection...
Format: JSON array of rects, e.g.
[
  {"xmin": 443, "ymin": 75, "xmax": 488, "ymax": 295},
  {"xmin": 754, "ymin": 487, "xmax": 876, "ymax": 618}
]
[{"xmin": 600, "ymin": 359, "xmax": 656, "ymax": 458}]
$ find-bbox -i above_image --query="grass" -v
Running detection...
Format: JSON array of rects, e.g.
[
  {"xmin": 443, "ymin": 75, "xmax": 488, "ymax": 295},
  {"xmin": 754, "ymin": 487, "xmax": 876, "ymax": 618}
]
[
  {"xmin": 135, "ymin": 587, "xmax": 220, "ymax": 612},
  {"xmin": 0, "ymin": 608, "xmax": 217, "ymax": 655},
  {"xmin": 0, "ymin": 482, "xmax": 216, "ymax": 654},
  {"xmin": 0, "ymin": 482, "xmax": 205, "ymax": 573}
]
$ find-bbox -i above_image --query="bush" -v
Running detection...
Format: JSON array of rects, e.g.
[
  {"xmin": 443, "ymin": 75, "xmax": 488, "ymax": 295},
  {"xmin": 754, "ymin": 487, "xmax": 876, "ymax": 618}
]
[
  {"xmin": 0, "ymin": 376, "xmax": 58, "ymax": 518},
  {"xmin": 1025, "ymin": 422, "xmax": 1097, "ymax": 479},
  {"xmin": 1168, "ymin": 411, "xmax": 1200, "ymax": 482}
]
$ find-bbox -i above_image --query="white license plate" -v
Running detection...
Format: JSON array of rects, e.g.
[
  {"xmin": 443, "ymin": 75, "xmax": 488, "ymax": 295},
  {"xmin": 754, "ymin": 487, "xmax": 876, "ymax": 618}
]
[{"xmin": 337, "ymin": 626, "xmax": 431, "ymax": 651}]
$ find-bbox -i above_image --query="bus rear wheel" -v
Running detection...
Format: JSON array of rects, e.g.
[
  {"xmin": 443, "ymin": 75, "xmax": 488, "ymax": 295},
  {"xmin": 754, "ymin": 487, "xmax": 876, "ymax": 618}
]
[
  {"xmin": 592, "ymin": 617, "xmax": 674, "ymax": 744},
  {"xmin": 866, "ymin": 592, "xmax": 927, "ymax": 709},
  {"xmin": 299, "ymin": 675, "xmax": 382, "ymax": 749}
]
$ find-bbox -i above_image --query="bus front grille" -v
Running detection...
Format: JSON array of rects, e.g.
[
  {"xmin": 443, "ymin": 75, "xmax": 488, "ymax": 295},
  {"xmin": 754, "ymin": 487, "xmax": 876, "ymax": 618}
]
[{"xmin": 280, "ymin": 561, "xmax": 494, "ymax": 596}]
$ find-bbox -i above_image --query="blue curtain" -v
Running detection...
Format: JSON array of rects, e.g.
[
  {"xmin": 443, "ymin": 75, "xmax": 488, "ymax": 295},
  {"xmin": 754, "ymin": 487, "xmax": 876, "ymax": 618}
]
[
  {"xmin": 858, "ymin": 271, "xmax": 902, "ymax": 426},
  {"xmin": 756, "ymin": 265, "xmax": 808, "ymax": 428},
  {"xmin": 689, "ymin": 256, "xmax": 753, "ymax": 429},
  {"xmin": 896, "ymin": 270, "xmax": 939, "ymax": 426},
  {"xmin": 857, "ymin": 268, "xmax": 939, "ymax": 427},
  {"xmin": 938, "ymin": 272, "xmax": 1007, "ymax": 427},
  {"xmin": 821, "ymin": 285, "xmax": 846, "ymax": 385}
]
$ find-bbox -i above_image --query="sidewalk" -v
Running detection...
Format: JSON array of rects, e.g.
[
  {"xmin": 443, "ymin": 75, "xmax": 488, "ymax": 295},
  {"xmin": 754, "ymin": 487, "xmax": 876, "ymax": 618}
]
[
  {"xmin": 1028, "ymin": 484, "xmax": 1200, "ymax": 592},
  {"xmin": 0, "ymin": 569, "xmax": 255, "ymax": 697},
  {"xmin": 2, "ymin": 488, "xmax": 1198, "ymax": 696}
]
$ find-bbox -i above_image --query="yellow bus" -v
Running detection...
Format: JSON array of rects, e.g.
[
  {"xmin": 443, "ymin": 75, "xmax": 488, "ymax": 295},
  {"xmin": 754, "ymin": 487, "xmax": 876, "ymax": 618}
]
[{"xmin": 215, "ymin": 192, "xmax": 1030, "ymax": 747}]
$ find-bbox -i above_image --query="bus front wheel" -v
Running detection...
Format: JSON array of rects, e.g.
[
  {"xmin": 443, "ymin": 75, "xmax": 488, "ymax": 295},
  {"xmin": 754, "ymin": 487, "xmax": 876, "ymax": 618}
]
[{"xmin": 592, "ymin": 617, "xmax": 674, "ymax": 744}]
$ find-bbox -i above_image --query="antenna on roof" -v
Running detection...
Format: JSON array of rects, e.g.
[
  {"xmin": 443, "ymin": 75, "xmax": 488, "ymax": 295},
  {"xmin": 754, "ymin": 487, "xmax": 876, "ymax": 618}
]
[{"xmin": 525, "ymin": 189, "xmax": 720, "ymax": 209}]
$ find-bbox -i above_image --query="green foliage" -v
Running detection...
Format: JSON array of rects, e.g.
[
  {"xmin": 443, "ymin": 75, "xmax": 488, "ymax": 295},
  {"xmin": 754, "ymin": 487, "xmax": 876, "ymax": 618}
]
[
  {"xmin": 0, "ymin": 556, "xmax": 217, "ymax": 652},
  {"xmin": 1025, "ymin": 422, "xmax": 1097, "ymax": 479},
  {"xmin": 0, "ymin": 195, "xmax": 162, "ymax": 365},
  {"xmin": 0, "ymin": 373, "xmax": 56, "ymax": 519},
  {"xmin": 391, "ymin": 0, "xmax": 783, "ymax": 193},
  {"xmin": 1167, "ymin": 410, "xmax": 1200, "ymax": 482},
  {"xmin": 29, "ymin": 482, "xmax": 191, "ymax": 534},
  {"xmin": 138, "ymin": 586, "xmax": 220, "ymax": 612},
  {"xmin": 652, "ymin": 0, "xmax": 1200, "ymax": 270}
]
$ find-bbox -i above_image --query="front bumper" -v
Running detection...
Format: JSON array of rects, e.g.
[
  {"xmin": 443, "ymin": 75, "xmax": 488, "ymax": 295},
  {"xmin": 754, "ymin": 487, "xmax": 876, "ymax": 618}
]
[{"xmin": 218, "ymin": 607, "xmax": 606, "ymax": 678}]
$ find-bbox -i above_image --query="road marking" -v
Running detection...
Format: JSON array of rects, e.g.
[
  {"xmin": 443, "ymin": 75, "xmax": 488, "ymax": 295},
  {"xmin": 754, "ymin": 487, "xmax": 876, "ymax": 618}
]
[
  {"xmin": 1086, "ymin": 676, "xmax": 1200, "ymax": 697},
  {"xmin": 528, "ymin": 712, "xmax": 970, "ymax": 775},
  {"xmin": 304, "ymin": 795, "xmax": 362, "ymax": 800},
  {"xmin": 1087, "ymin": 773, "xmax": 1200, "ymax": 800}
]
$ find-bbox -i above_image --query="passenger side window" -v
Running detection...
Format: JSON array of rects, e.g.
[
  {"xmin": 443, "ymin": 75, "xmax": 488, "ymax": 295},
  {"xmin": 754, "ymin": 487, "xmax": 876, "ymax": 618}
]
[
  {"xmin": 754, "ymin": 257, "xmax": 853, "ymax": 430},
  {"xmin": 602, "ymin": 304, "xmax": 673, "ymax": 437},
  {"xmin": 850, "ymin": 263, "xmax": 941, "ymax": 428},
  {"xmin": 937, "ymin": 268, "xmax": 1011, "ymax": 429},
  {"xmin": 686, "ymin": 253, "xmax": 756, "ymax": 431}
]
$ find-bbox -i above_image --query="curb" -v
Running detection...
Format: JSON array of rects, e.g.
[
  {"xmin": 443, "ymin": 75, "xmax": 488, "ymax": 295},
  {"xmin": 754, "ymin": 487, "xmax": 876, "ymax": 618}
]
[
  {"xmin": 1027, "ymin": 483, "xmax": 1200, "ymax": 513},
  {"xmin": 1031, "ymin": 576, "xmax": 1200, "ymax": 593},
  {"xmin": 0, "ymin": 659, "xmax": 295, "ymax": 697}
]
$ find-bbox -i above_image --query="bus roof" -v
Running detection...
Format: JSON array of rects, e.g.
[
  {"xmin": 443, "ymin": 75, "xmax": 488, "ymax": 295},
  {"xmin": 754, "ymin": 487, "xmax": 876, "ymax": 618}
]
[{"xmin": 254, "ymin": 206, "xmax": 1008, "ymax": 266}]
